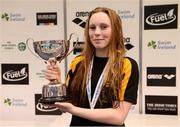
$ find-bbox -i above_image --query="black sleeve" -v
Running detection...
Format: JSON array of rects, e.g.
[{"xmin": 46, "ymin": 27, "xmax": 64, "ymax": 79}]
[{"xmin": 121, "ymin": 57, "xmax": 139, "ymax": 104}]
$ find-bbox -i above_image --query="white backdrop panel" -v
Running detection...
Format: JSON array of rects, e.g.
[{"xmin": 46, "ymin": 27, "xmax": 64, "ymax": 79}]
[
  {"xmin": 142, "ymin": 0, "xmax": 180, "ymax": 115},
  {"xmin": 0, "ymin": 0, "xmax": 69, "ymax": 123}
]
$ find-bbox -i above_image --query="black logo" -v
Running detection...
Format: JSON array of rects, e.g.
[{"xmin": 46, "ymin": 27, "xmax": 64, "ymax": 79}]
[
  {"xmin": 147, "ymin": 67, "xmax": 176, "ymax": 87},
  {"xmin": 145, "ymin": 95, "xmax": 178, "ymax": 115},
  {"xmin": 72, "ymin": 11, "xmax": 89, "ymax": 28},
  {"xmin": 72, "ymin": 17, "xmax": 86, "ymax": 28},
  {"xmin": 35, "ymin": 94, "xmax": 62, "ymax": 115},
  {"xmin": 144, "ymin": 4, "xmax": 178, "ymax": 30},
  {"xmin": 1, "ymin": 64, "xmax": 29, "ymax": 85},
  {"xmin": 124, "ymin": 37, "xmax": 134, "ymax": 50},
  {"xmin": 36, "ymin": 12, "xmax": 57, "ymax": 25}
]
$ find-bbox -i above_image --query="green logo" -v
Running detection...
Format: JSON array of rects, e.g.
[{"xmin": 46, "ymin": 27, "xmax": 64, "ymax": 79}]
[
  {"xmin": 1, "ymin": 13, "xmax": 9, "ymax": 21},
  {"xmin": 148, "ymin": 40, "xmax": 157, "ymax": 49},
  {"xmin": 4, "ymin": 98, "xmax": 12, "ymax": 106},
  {"xmin": 18, "ymin": 42, "xmax": 26, "ymax": 51}
]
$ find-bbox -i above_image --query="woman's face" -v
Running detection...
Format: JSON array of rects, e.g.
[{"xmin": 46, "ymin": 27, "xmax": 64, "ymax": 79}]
[{"xmin": 89, "ymin": 12, "xmax": 112, "ymax": 53}]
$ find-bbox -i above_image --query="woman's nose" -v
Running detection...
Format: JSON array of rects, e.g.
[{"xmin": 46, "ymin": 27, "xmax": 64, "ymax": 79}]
[{"xmin": 94, "ymin": 27, "xmax": 101, "ymax": 35}]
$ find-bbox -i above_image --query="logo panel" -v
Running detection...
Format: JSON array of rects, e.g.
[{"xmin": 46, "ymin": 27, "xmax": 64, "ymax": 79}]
[
  {"xmin": 36, "ymin": 12, "xmax": 57, "ymax": 25},
  {"xmin": 35, "ymin": 94, "xmax": 62, "ymax": 115},
  {"xmin": 147, "ymin": 40, "xmax": 176, "ymax": 50},
  {"xmin": 144, "ymin": 4, "xmax": 178, "ymax": 30},
  {"xmin": 4, "ymin": 97, "xmax": 27, "ymax": 107},
  {"xmin": 145, "ymin": 95, "xmax": 178, "ymax": 115},
  {"xmin": 1, "ymin": 64, "xmax": 29, "ymax": 85},
  {"xmin": 1, "ymin": 12, "xmax": 25, "ymax": 21},
  {"xmin": 147, "ymin": 67, "xmax": 176, "ymax": 87},
  {"xmin": 73, "ymin": 41, "xmax": 84, "ymax": 55}
]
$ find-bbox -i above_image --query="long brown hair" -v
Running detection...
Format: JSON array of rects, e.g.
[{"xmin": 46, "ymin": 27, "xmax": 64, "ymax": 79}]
[{"xmin": 70, "ymin": 7, "xmax": 125, "ymax": 107}]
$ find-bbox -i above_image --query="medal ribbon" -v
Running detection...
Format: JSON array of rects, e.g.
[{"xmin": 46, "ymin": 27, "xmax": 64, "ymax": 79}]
[{"xmin": 86, "ymin": 56, "xmax": 107, "ymax": 109}]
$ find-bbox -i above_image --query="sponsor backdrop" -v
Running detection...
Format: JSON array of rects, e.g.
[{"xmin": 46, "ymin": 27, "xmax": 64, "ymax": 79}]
[
  {"xmin": 143, "ymin": 0, "xmax": 179, "ymax": 115},
  {"xmin": 0, "ymin": 0, "xmax": 179, "ymax": 125},
  {"xmin": 0, "ymin": 0, "xmax": 70, "ymax": 124}
]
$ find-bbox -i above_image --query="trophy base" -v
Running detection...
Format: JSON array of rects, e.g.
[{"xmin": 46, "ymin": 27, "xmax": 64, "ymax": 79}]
[{"xmin": 39, "ymin": 96, "xmax": 69, "ymax": 104}]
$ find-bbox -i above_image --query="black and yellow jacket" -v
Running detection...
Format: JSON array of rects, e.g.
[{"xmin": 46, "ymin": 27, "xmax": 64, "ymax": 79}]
[{"xmin": 66, "ymin": 55, "xmax": 139, "ymax": 126}]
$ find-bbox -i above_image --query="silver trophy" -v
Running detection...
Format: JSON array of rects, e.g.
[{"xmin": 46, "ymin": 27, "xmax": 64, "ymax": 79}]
[{"xmin": 26, "ymin": 33, "xmax": 78, "ymax": 104}]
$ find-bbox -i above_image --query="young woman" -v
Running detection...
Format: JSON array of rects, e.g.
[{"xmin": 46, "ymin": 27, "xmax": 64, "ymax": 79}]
[{"xmin": 45, "ymin": 7, "xmax": 139, "ymax": 126}]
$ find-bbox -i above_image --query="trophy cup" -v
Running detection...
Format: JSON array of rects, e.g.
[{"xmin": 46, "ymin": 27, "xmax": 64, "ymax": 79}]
[{"xmin": 26, "ymin": 33, "xmax": 78, "ymax": 104}]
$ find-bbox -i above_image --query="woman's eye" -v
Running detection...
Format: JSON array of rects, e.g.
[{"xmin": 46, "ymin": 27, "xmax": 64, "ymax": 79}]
[
  {"xmin": 101, "ymin": 25, "xmax": 108, "ymax": 29},
  {"xmin": 89, "ymin": 26, "xmax": 96, "ymax": 30}
]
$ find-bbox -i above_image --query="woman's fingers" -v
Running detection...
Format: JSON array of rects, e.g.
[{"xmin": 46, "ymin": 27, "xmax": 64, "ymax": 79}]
[
  {"xmin": 45, "ymin": 64, "xmax": 61, "ymax": 82},
  {"xmin": 53, "ymin": 102, "xmax": 74, "ymax": 113}
]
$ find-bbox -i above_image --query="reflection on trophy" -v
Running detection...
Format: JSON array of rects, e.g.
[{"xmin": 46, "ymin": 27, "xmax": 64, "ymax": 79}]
[{"xmin": 26, "ymin": 33, "xmax": 78, "ymax": 104}]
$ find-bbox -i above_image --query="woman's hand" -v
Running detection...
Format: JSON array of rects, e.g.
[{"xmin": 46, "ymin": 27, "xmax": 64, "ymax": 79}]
[
  {"xmin": 54, "ymin": 102, "xmax": 75, "ymax": 113},
  {"xmin": 45, "ymin": 62, "xmax": 61, "ymax": 83}
]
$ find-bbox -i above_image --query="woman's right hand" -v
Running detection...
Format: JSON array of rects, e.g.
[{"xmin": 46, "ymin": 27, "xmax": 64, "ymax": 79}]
[{"xmin": 45, "ymin": 62, "xmax": 62, "ymax": 83}]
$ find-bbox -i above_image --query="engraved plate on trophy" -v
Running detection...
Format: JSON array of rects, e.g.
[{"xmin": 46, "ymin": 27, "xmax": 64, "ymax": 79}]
[{"xmin": 26, "ymin": 33, "xmax": 78, "ymax": 104}]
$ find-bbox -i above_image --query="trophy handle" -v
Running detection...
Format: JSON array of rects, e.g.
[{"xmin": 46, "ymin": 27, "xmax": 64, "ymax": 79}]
[
  {"xmin": 26, "ymin": 38, "xmax": 45, "ymax": 62},
  {"xmin": 64, "ymin": 33, "xmax": 79, "ymax": 59}
]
